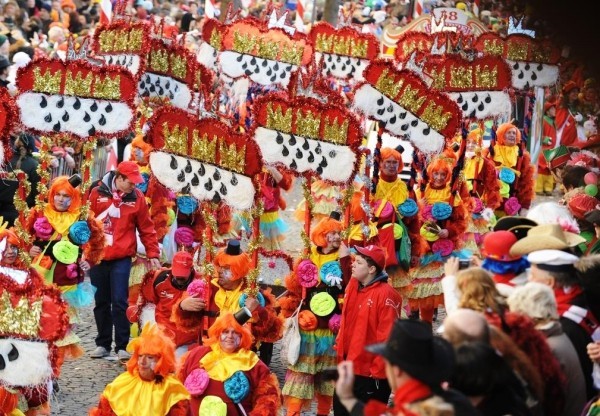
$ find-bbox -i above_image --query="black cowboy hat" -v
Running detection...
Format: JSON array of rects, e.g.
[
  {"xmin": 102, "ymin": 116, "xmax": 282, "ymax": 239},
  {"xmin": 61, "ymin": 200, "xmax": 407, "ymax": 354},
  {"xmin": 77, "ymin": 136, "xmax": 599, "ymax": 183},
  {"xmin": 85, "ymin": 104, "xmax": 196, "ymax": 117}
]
[{"xmin": 366, "ymin": 319, "xmax": 455, "ymax": 387}]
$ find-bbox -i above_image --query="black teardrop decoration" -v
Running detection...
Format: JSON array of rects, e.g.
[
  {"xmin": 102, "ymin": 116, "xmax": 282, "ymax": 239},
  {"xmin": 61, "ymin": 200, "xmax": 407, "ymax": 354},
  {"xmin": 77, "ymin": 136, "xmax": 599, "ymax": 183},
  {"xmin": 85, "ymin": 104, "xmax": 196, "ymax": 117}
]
[
  {"xmin": 88, "ymin": 126, "xmax": 96, "ymax": 136},
  {"xmin": 53, "ymin": 121, "xmax": 61, "ymax": 132},
  {"xmin": 270, "ymin": 75, "xmax": 277, "ymax": 83},
  {"xmin": 531, "ymin": 72, "xmax": 537, "ymax": 81},
  {"xmin": 204, "ymin": 178, "xmax": 213, "ymax": 191},
  {"xmin": 242, "ymin": 62, "xmax": 247, "ymax": 70},
  {"xmin": 57, "ymin": 97, "xmax": 64, "ymax": 108},
  {"xmin": 276, "ymin": 132, "xmax": 284, "ymax": 144},
  {"xmin": 149, "ymin": 85, "xmax": 156, "ymax": 93},
  {"xmin": 290, "ymin": 159, "xmax": 297, "ymax": 170},
  {"xmin": 289, "ymin": 134, "xmax": 297, "ymax": 146},
  {"xmin": 377, "ymin": 96, "xmax": 384, "ymax": 106},
  {"xmin": 308, "ymin": 151, "xmax": 315, "ymax": 163},
  {"xmin": 74, "ymin": 97, "xmax": 81, "ymax": 110},
  {"xmin": 485, "ymin": 94, "xmax": 491, "ymax": 103},
  {"xmin": 199, "ymin": 164, "xmax": 206, "ymax": 176},
  {"xmin": 168, "ymin": 92, "xmax": 175, "ymax": 100},
  {"xmin": 469, "ymin": 109, "xmax": 476, "ymax": 119},
  {"xmin": 254, "ymin": 66, "xmax": 260, "ymax": 74},
  {"xmin": 262, "ymin": 59, "xmax": 268, "ymax": 67},
  {"xmin": 317, "ymin": 166, "xmax": 323, "ymax": 175},
  {"xmin": 477, "ymin": 103, "xmax": 484, "ymax": 111},
  {"xmin": 236, "ymin": 55, "xmax": 243, "ymax": 62},
  {"xmin": 274, "ymin": 63, "xmax": 280, "ymax": 71},
  {"xmin": 142, "ymin": 90, "xmax": 150, "ymax": 97},
  {"xmin": 302, "ymin": 139, "xmax": 309, "ymax": 150},
  {"xmin": 537, "ymin": 63, "xmax": 543, "ymax": 71},
  {"xmin": 182, "ymin": 184, "xmax": 191, "ymax": 194},
  {"xmin": 191, "ymin": 174, "xmax": 199, "ymax": 186},
  {"xmin": 91, "ymin": 102, "xmax": 98, "ymax": 112},
  {"xmin": 410, "ymin": 119, "xmax": 418, "ymax": 127},
  {"xmin": 315, "ymin": 144, "xmax": 322, "ymax": 154},
  {"xmin": 341, "ymin": 65, "xmax": 346, "ymax": 72},
  {"xmin": 62, "ymin": 111, "xmax": 69, "ymax": 122},
  {"xmin": 154, "ymin": 78, "xmax": 160, "ymax": 86},
  {"xmin": 320, "ymin": 157, "xmax": 328, "ymax": 168},
  {"xmin": 140, "ymin": 81, "xmax": 145, "ymax": 90},
  {"xmin": 462, "ymin": 102, "xmax": 469, "ymax": 111},
  {"xmin": 165, "ymin": 81, "xmax": 170, "ymax": 89},
  {"xmin": 250, "ymin": 57, "xmax": 256, "ymax": 66},
  {"xmin": 472, "ymin": 94, "xmax": 478, "ymax": 103},
  {"xmin": 423, "ymin": 126, "xmax": 430, "ymax": 135},
  {"xmin": 280, "ymin": 71, "xmax": 286, "ymax": 79},
  {"xmin": 327, "ymin": 55, "xmax": 332, "ymax": 62},
  {"xmin": 213, "ymin": 169, "xmax": 221, "ymax": 180},
  {"xmin": 524, "ymin": 81, "xmax": 530, "ymax": 90},
  {"xmin": 40, "ymin": 96, "xmax": 47, "ymax": 108},
  {"xmin": 524, "ymin": 63, "xmax": 530, "ymax": 71},
  {"xmin": 377, "ymin": 108, "xmax": 385, "ymax": 116},
  {"xmin": 44, "ymin": 113, "xmax": 52, "ymax": 123},
  {"xmin": 231, "ymin": 173, "xmax": 238, "ymax": 185},
  {"xmin": 387, "ymin": 104, "xmax": 394, "ymax": 113},
  {"xmin": 282, "ymin": 146, "xmax": 289, "ymax": 157},
  {"xmin": 401, "ymin": 123, "xmax": 409, "ymax": 131},
  {"xmin": 158, "ymin": 87, "xmax": 164, "ymax": 95},
  {"xmin": 170, "ymin": 156, "xmax": 178, "ymax": 169},
  {"xmin": 185, "ymin": 160, "xmax": 192, "ymax": 173},
  {"xmin": 389, "ymin": 115, "xmax": 397, "ymax": 124},
  {"xmin": 105, "ymin": 103, "xmax": 113, "ymax": 113},
  {"xmin": 399, "ymin": 112, "xmax": 407, "ymax": 119},
  {"xmin": 518, "ymin": 71, "xmax": 524, "ymax": 80},
  {"xmin": 220, "ymin": 183, "xmax": 227, "ymax": 195},
  {"xmin": 177, "ymin": 170, "xmax": 185, "ymax": 182},
  {"xmin": 331, "ymin": 64, "xmax": 337, "ymax": 71},
  {"xmin": 513, "ymin": 62, "xmax": 519, "ymax": 70},
  {"xmin": 267, "ymin": 69, "xmax": 272, "ymax": 77},
  {"xmin": 457, "ymin": 94, "xmax": 463, "ymax": 104},
  {"xmin": 296, "ymin": 148, "xmax": 303, "ymax": 159},
  {"xmin": 346, "ymin": 58, "xmax": 351, "ymax": 66},
  {"xmin": 212, "ymin": 192, "xmax": 221, "ymax": 203},
  {"xmin": 84, "ymin": 112, "xmax": 91, "ymax": 122},
  {"xmin": 245, "ymin": 69, "xmax": 252, "ymax": 76}
]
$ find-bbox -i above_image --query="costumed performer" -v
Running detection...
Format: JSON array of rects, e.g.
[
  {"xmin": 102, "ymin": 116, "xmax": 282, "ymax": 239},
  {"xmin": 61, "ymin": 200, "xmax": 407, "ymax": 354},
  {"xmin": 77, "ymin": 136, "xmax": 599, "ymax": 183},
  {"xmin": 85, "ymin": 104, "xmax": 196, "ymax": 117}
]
[
  {"xmin": 26, "ymin": 174, "xmax": 104, "ymax": 374},
  {"xmin": 537, "ymin": 101, "xmax": 558, "ymax": 196},
  {"xmin": 346, "ymin": 188, "xmax": 378, "ymax": 247},
  {"xmin": 294, "ymin": 179, "xmax": 344, "ymax": 224},
  {"xmin": 483, "ymin": 123, "xmax": 534, "ymax": 218},
  {"xmin": 556, "ymin": 81, "xmax": 585, "ymax": 148},
  {"xmin": 178, "ymin": 313, "xmax": 281, "ymax": 416},
  {"xmin": 257, "ymin": 165, "xmax": 293, "ymax": 251},
  {"xmin": 89, "ymin": 323, "xmax": 190, "ymax": 416},
  {"xmin": 279, "ymin": 211, "xmax": 351, "ymax": 416}
]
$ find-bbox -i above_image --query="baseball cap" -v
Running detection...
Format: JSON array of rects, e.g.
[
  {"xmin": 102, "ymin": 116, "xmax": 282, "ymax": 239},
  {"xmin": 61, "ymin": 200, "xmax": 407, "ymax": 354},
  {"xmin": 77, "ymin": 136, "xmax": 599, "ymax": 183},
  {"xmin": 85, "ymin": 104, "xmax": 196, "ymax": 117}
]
[
  {"xmin": 117, "ymin": 161, "xmax": 144, "ymax": 184},
  {"xmin": 354, "ymin": 245, "xmax": 386, "ymax": 270},
  {"xmin": 0, "ymin": 55, "xmax": 11, "ymax": 71},
  {"xmin": 172, "ymin": 251, "xmax": 193, "ymax": 277}
]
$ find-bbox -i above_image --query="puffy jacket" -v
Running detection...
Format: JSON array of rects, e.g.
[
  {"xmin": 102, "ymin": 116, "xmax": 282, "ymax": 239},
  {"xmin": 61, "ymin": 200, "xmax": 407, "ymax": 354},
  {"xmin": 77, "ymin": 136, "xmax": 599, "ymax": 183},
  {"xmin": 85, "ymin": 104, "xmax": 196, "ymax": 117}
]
[{"xmin": 88, "ymin": 171, "xmax": 160, "ymax": 261}]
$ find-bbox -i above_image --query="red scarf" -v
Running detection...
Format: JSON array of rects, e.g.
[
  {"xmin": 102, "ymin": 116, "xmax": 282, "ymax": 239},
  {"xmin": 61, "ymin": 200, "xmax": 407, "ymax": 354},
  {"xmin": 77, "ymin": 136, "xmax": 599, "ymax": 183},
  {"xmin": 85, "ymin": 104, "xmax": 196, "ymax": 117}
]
[
  {"xmin": 555, "ymin": 285, "xmax": 600, "ymax": 340},
  {"xmin": 364, "ymin": 379, "xmax": 432, "ymax": 416}
]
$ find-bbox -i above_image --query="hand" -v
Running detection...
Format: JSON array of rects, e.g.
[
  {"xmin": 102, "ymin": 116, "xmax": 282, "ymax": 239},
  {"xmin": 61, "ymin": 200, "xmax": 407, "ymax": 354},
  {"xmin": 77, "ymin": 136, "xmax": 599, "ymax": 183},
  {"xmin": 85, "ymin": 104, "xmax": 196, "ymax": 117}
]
[
  {"xmin": 149, "ymin": 258, "xmax": 161, "ymax": 270},
  {"xmin": 444, "ymin": 256, "xmax": 460, "ymax": 277},
  {"xmin": 588, "ymin": 342, "xmax": 600, "ymax": 363},
  {"xmin": 180, "ymin": 296, "xmax": 206, "ymax": 312},
  {"xmin": 335, "ymin": 361, "xmax": 357, "ymax": 412},
  {"xmin": 519, "ymin": 208, "xmax": 528, "ymax": 216},
  {"xmin": 245, "ymin": 296, "xmax": 260, "ymax": 312},
  {"xmin": 437, "ymin": 229, "xmax": 449, "ymax": 239},
  {"xmin": 338, "ymin": 242, "xmax": 350, "ymax": 258},
  {"xmin": 29, "ymin": 246, "xmax": 42, "ymax": 257},
  {"xmin": 79, "ymin": 260, "xmax": 91, "ymax": 272}
]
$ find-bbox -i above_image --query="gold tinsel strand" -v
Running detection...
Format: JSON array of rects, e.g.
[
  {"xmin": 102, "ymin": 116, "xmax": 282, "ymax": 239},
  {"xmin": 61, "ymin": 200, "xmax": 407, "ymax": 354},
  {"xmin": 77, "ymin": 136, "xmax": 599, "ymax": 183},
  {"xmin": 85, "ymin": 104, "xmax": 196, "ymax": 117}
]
[
  {"xmin": 300, "ymin": 230, "xmax": 311, "ymax": 257},
  {"xmin": 245, "ymin": 268, "xmax": 259, "ymax": 297},
  {"xmin": 13, "ymin": 172, "xmax": 32, "ymax": 265},
  {"xmin": 79, "ymin": 140, "xmax": 97, "ymax": 219},
  {"xmin": 34, "ymin": 136, "xmax": 53, "ymax": 209},
  {"xmin": 301, "ymin": 180, "xmax": 315, "ymax": 212}
]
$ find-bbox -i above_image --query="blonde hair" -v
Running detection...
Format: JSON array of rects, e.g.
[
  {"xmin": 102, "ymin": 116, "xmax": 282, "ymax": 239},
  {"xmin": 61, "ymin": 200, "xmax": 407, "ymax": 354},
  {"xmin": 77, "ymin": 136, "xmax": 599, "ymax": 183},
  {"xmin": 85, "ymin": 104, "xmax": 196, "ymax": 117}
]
[
  {"xmin": 456, "ymin": 267, "xmax": 506, "ymax": 315},
  {"xmin": 507, "ymin": 282, "xmax": 558, "ymax": 324}
]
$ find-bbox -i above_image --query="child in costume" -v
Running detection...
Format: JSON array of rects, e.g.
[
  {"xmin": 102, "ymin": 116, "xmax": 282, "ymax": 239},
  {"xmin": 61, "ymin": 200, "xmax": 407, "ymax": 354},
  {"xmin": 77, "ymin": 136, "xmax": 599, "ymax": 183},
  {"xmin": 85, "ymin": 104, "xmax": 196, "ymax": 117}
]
[{"xmin": 258, "ymin": 165, "xmax": 293, "ymax": 251}]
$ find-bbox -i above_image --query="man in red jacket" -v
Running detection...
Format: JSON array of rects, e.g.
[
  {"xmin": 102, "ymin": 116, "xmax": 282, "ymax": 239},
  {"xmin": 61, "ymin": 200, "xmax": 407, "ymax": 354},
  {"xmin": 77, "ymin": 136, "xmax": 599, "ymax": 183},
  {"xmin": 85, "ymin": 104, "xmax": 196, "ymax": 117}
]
[
  {"xmin": 88, "ymin": 161, "xmax": 161, "ymax": 361},
  {"xmin": 333, "ymin": 245, "xmax": 402, "ymax": 416}
]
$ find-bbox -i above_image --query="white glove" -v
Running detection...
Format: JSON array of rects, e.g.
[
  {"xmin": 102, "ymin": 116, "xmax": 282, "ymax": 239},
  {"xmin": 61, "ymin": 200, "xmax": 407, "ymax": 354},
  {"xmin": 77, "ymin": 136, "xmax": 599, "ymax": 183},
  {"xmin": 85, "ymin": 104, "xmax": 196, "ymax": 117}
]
[{"xmin": 575, "ymin": 113, "xmax": 584, "ymax": 123}]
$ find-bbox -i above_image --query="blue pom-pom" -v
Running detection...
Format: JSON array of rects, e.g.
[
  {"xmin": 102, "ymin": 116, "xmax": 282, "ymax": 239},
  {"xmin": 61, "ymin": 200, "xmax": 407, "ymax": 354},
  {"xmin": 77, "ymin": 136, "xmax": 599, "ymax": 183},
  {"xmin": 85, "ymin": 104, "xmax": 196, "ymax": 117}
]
[
  {"xmin": 238, "ymin": 292, "xmax": 265, "ymax": 308},
  {"xmin": 320, "ymin": 261, "xmax": 342, "ymax": 286},
  {"xmin": 499, "ymin": 167, "xmax": 516, "ymax": 184},
  {"xmin": 136, "ymin": 172, "xmax": 150, "ymax": 193},
  {"xmin": 69, "ymin": 221, "xmax": 91, "ymax": 245},
  {"xmin": 398, "ymin": 198, "xmax": 418, "ymax": 217},
  {"xmin": 224, "ymin": 371, "xmax": 250, "ymax": 403},
  {"xmin": 431, "ymin": 202, "xmax": 452, "ymax": 221},
  {"xmin": 177, "ymin": 195, "xmax": 198, "ymax": 215}
]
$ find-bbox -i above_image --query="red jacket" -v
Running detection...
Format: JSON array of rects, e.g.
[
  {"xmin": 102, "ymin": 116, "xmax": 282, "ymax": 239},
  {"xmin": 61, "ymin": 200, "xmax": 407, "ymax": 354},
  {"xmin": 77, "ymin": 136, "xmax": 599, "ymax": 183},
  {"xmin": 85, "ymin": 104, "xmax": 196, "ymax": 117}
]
[
  {"xmin": 336, "ymin": 274, "xmax": 402, "ymax": 379},
  {"xmin": 88, "ymin": 171, "xmax": 160, "ymax": 261}
]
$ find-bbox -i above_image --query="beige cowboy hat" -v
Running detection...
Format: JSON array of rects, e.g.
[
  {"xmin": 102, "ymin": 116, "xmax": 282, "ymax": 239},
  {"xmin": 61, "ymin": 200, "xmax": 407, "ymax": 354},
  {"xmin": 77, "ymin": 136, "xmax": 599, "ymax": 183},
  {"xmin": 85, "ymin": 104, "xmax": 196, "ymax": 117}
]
[{"xmin": 509, "ymin": 223, "xmax": 586, "ymax": 257}]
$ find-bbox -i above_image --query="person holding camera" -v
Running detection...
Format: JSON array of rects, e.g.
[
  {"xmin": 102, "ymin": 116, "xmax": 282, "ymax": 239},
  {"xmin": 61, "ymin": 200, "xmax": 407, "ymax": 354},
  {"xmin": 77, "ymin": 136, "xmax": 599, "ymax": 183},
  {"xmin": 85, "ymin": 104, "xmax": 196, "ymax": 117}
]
[{"xmin": 333, "ymin": 245, "xmax": 402, "ymax": 415}]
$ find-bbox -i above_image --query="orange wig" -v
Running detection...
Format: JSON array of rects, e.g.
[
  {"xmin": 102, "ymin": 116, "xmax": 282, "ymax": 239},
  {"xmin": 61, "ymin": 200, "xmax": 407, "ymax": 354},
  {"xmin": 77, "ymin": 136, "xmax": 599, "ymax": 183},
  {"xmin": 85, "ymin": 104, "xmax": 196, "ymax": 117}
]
[
  {"xmin": 496, "ymin": 123, "xmax": 521, "ymax": 145},
  {"xmin": 48, "ymin": 176, "xmax": 81, "ymax": 213},
  {"xmin": 130, "ymin": 135, "xmax": 153, "ymax": 165},
  {"xmin": 203, "ymin": 313, "xmax": 253, "ymax": 350},
  {"xmin": 380, "ymin": 147, "xmax": 403, "ymax": 173},
  {"xmin": 426, "ymin": 157, "xmax": 453, "ymax": 184},
  {"xmin": 349, "ymin": 191, "xmax": 367, "ymax": 223},
  {"xmin": 467, "ymin": 128, "xmax": 483, "ymax": 147},
  {"xmin": 126, "ymin": 323, "xmax": 176, "ymax": 378},
  {"xmin": 311, "ymin": 217, "xmax": 343, "ymax": 247},
  {"xmin": 0, "ymin": 228, "xmax": 20, "ymax": 248},
  {"xmin": 214, "ymin": 247, "xmax": 251, "ymax": 281}
]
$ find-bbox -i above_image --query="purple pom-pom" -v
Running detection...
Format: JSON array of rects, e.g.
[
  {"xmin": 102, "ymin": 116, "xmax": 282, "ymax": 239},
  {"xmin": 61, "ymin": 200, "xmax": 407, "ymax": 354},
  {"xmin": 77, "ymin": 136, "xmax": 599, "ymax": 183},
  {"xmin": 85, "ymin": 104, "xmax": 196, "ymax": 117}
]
[{"xmin": 328, "ymin": 314, "xmax": 342, "ymax": 333}]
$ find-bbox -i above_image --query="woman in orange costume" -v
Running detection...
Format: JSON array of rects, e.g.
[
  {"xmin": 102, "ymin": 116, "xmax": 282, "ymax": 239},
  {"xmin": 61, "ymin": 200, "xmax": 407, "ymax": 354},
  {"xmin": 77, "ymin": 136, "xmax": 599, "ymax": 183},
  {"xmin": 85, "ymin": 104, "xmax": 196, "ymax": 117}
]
[
  {"xmin": 178, "ymin": 313, "xmax": 281, "ymax": 416},
  {"xmin": 409, "ymin": 156, "xmax": 468, "ymax": 323},
  {"xmin": 483, "ymin": 123, "xmax": 534, "ymax": 218},
  {"xmin": 90, "ymin": 323, "xmax": 190, "ymax": 415}
]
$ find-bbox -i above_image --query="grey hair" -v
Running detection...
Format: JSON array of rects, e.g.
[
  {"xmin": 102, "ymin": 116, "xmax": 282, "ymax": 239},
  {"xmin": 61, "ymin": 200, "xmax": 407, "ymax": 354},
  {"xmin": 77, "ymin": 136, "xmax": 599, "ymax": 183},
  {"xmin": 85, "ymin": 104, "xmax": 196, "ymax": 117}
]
[{"xmin": 507, "ymin": 282, "xmax": 559, "ymax": 322}]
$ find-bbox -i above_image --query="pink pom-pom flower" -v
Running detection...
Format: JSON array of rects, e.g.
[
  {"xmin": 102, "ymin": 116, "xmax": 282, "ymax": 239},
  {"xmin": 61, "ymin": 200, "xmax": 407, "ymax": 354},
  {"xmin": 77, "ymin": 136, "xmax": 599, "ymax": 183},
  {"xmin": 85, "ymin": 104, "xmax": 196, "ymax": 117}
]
[
  {"xmin": 421, "ymin": 204, "xmax": 434, "ymax": 222},
  {"xmin": 503, "ymin": 197, "xmax": 521, "ymax": 216},
  {"xmin": 296, "ymin": 259, "xmax": 319, "ymax": 288},
  {"xmin": 174, "ymin": 226, "xmax": 195, "ymax": 248},
  {"xmin": 187, "ymin": 279, "xmax": 207, "ymax": 300},
  {"xmin": 328, "ymin": 314, "xmax": 342, "ymax": 333},
  {"xmin": 184, "ymin": 368, "xmax": 209, "ymax": 396},
  {"xmin": 65, "ymin": 263, "xmax": 79, "ymax": 280},
  {"xmin": 432, "ymin": 239, "xmax": 454, "ymax": 257},
  {"xmin": 34, "ymin": 217, "xmax": 54, "ymax": 241},
  {"xmin": 472, "ymin": 197, "xmax": 484, "ymax": 214}
]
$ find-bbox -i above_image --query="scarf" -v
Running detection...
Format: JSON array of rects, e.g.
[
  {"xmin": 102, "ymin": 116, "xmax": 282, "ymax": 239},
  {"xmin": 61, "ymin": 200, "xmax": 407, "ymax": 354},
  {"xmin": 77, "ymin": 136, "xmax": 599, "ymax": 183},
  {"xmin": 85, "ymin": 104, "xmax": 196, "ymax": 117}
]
[
  {"xmin": 212, "ymin": 278, "xmax": 245, "ymax": 315},
  {"xmin": 464, "ymin": 156, "xmax": 483, "ymax": 182},
  {"xmin": 199, "ymin": 346, "xmax": 259, "ymax": 381},
  {"xmin": 493, "ymin": 144, "xmax": 519, "ymax": 168},
  {"xmin": 363, "ymin": 378, "xmax": 432, "ymax": 416},
  {"xmin": 43, "ymin": 206, "xmax": 80, "ymax": 236},
  {"xmin": 555, "ymin": 285, "xmax": 600, "ymax": 340}
]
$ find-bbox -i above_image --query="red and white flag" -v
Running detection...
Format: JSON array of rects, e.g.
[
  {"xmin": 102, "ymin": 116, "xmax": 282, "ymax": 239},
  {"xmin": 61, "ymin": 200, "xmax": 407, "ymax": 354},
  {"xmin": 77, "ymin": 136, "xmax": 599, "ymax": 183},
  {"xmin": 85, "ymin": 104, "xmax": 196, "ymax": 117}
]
[
  {"xmin": 205, "ymin": 0, "xmax": 217, "ymax": 19},
  {"xmin": 412, "ymin": 0, "xmax": 423, "ymax": 19},
  {"xmin": 99, "ymin": 0, "xmax": 112, "ymax": 25},
  {"xmin": 472, "ymin": 0, "xmax": 480, "ymax": 17},
  {"xmin": 295, "ymin": 0, "xmax": 305, "ymax": 32}
]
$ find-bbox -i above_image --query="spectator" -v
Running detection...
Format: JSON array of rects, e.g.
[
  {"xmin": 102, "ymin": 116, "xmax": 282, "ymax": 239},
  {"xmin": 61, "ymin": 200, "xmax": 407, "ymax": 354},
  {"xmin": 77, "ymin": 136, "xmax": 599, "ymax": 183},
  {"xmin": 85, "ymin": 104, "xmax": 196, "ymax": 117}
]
[
  {"xmin": 333, "ymin": 245, "xmax": 402, "ymax": 415},
  {"xmin": 0, "ymin": 55, "xmax": 11, "ymax": 89},
  {"xmin": 88, "ymin": 161, "xmax": 161, "ymax": 362}
]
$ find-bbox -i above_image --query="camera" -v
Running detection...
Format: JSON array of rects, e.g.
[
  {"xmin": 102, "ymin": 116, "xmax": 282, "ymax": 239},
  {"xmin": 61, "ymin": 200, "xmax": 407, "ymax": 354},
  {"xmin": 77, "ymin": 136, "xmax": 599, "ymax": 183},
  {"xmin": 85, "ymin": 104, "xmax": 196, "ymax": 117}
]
[
  {"xmin": 458, "ymin": 258, "xmax": 472, "ymax": 270},
  {"xmin": 321, "ymin": 367, "xmax": 339, "ymax": 381}
]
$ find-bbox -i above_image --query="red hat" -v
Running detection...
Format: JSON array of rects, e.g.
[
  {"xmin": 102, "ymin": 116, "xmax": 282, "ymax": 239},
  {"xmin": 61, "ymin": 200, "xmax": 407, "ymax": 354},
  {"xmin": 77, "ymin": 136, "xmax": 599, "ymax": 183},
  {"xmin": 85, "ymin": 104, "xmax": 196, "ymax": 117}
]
[
  {"xmin": 543, "ymin": 100, "xmax": 556, "ymax": 113},
  {"xmin": 172, "ymin": 251, "xmax": 193, "ymax": 277},
  {"xmin": 117, "ymin": 161, "xmax": 144, "ymax": 184},
  {"xmin": 482, "ymin": 230, "xmax": 520, "ymax": 261},
  {"xmin": 354, "ymin": 245, "xmax": 387, "ymax": 269},
  {"xmin": 562, "ymin": 80, "xmax": 579, "ymax": 94}
]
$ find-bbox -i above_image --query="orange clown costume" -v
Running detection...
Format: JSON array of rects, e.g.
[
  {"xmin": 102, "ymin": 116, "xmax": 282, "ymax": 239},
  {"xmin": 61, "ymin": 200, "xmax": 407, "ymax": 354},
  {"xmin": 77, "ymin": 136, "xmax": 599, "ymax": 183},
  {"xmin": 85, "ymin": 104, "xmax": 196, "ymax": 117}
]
[
  {"xmin": 25, "ymin": 175, "xmax": 104, "ymax": 372},
  {"xmin": 90, "ymin": 323, "xmax": 190, "ymax": 416},
  {"xmin": 483, "ymin": 123, "xmax": 534, "ymax": 218},
  {"xmin": 410, "ymin": 157, "xmax": 468, "ymax": 323},
  {"xmin": 279, "ymin": 213, "xmax": 351, "ymax": 416}
]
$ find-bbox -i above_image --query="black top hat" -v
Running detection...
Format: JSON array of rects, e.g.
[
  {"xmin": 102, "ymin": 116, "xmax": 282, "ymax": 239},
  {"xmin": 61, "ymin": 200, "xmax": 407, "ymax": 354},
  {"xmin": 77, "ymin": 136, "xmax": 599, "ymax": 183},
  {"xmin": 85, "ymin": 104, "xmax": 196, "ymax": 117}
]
[
  {"xmin": 366, "ymin": 319, "xmax": 455, "ymax": 387},
  {"xmin": 225, "ymin": 239, "xmax": 242, "ymax": 255},
  {"xmin": 493, "ymin": 216, "xmax": 538, "ymax": 241},
  {"xmin": 68, "ymin": 174, "xmax": 82, "ymax": 188},
  {"xmin": 329, "ymin": 211, "xmax": 341, "ymax": 221},
  {"xmin": 395, "ymin": 144, "xmax": 405, "ymax": 154}
]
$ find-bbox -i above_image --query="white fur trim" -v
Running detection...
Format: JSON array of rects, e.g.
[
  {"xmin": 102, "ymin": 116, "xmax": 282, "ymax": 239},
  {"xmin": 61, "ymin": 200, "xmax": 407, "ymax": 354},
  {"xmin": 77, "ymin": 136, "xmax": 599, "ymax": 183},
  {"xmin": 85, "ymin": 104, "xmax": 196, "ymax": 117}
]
[
  {"xmin": 0, "ymin": 266, "xmax": 29, "ymax": 285},
  {"xmin": 197, "ymin": 43, "xmax": 218, "ymax": 70},
  {"xmin": 508, "ymin": 60, "xmax": 559, "ymax": 90},
  {"xmin": 449, "ymin": 91, "xmax": 511, "ymax": 120},
  {"xmin": 353, "ymin": 83, "xmax": 445, "ymax": 154},
  {"xmin": 17, "ymin": 92, "xmax": 134, "ymax": 138},
  {"xmin": 149, "ymin": 151, "xmax": 256, "ymax": 210},
  {"xmin": 317, "ymin": 52, "xmax": 368, "ymax": 82},
  {"xmin": 138, "ymin": 73, "xmax": 192, "ymax": 110},
  {"xmin": 100, "ymin": 54, "xmax": 142, "ymax": 76},
  {"xmin": 254, "ymin": 127, "xmax": 357, "ymax": 183},
  {"xmin": 140, "ymin": 303, "xmax": 156, "ymax": 326},
  {"xmin": 0, "ymin": 338, "xmax": 52, "ymax": 387},
  {"xmin": 219, "ymin": 51, "xmax": 296, "ymax": 87}
]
